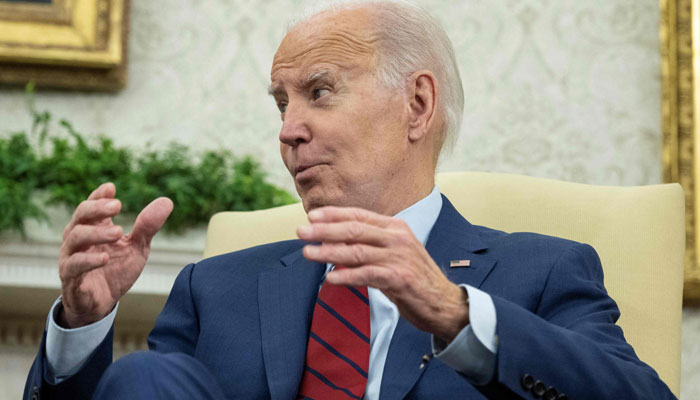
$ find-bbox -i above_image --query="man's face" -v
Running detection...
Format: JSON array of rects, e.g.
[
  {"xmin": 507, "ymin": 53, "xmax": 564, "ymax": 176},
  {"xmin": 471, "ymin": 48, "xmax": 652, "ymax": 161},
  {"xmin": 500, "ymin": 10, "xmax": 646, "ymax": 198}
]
[{"xmin": 269, "ymin": 8, "xmax": 409, "ymax": 212}]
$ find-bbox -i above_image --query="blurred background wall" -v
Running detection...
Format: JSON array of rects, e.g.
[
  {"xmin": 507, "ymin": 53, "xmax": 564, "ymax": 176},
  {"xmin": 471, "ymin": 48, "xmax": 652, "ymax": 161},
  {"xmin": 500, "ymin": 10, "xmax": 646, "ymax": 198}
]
[{"xmin": 0, "ymin": 0, "xmax": 696, "ymax": 398}]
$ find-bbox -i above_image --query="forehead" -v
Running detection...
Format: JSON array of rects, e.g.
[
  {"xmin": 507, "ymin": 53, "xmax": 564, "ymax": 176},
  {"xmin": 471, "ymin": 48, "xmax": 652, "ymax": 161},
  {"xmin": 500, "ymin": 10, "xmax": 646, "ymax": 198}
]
[{"xmin": 270, "ymin": 8, "xmax": 379, "ymax": 85}]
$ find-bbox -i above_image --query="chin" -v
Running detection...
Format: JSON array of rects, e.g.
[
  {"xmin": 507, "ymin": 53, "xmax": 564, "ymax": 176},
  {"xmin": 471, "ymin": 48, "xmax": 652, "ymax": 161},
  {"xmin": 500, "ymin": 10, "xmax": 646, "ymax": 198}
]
[
  {"xmin": 299, "ymin": 187, "xmax": 343, "ymax": 213},
  {"xmin": 301, "ymin": 195, "xmax": 331, "ymax": 213}
]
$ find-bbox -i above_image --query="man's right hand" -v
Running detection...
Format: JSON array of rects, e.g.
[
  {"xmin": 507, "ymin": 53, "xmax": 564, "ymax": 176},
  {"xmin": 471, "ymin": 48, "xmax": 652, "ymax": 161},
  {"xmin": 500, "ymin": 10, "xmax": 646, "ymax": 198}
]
[{"xmin": 58, "ymin": 183, "xmax": 173, "ymax": 328}]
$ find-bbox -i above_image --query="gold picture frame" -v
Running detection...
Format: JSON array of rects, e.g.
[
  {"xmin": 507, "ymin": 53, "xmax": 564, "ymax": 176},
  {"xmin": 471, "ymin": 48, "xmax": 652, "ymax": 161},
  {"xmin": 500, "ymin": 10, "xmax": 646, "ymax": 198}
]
[
  {"xmin": 0, "ymin": 0, "xmax": 129, "ymax": 91},
  {"xmin": 661, "ymin": 0, "xmax": 700, "ymax": 301}
]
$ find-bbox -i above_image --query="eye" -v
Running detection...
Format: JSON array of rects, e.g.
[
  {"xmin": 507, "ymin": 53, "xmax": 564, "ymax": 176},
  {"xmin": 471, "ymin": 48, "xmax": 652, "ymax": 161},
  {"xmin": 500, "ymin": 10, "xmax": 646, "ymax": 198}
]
[
  {"xmin": 277, "ymin": 102, "xmax": 287, "ymax": 114},
  {"xmin": 313, "ymin": 88, "xmax": 330, "ymax": 100}
]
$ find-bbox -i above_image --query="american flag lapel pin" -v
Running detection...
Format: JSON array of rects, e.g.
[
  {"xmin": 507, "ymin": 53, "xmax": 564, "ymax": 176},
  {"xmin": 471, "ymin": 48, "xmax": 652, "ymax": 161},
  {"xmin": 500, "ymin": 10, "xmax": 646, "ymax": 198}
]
[{"xmin": 449, "ymin": 259, "xmax": 470, "ymax": 268}]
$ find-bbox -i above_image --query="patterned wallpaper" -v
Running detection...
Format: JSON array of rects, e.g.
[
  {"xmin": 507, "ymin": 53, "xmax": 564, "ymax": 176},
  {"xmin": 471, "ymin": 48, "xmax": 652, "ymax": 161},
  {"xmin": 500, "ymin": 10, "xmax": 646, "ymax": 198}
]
[
  {"xmin": 1, "ymin": 0, "xmax": 696, "ymax": 398},
  {"xmin": 440, "ymin": 0, "xmax": 661, "ymax": 186},
  {"xmin": 0, "ymin": 0, "xmax": 662, "ymax": 193}
]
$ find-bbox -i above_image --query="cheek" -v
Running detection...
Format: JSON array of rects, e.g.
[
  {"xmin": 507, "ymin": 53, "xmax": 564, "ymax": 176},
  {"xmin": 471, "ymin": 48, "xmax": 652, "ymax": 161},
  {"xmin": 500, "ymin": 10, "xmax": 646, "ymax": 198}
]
[
  {"xmin": 353, "ymin": 92, "xmax": 406, "ymax": 138},
  {"xmin": 280, "ymin": 143, "xmax": 293, "ymax": 172}
]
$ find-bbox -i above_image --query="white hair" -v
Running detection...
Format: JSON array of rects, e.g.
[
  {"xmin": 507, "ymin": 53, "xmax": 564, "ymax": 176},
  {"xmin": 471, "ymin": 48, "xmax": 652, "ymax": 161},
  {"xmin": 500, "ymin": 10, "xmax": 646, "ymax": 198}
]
[{"xmin": 289, "ymin": 0, "xmax": 465, "ymax": 158}]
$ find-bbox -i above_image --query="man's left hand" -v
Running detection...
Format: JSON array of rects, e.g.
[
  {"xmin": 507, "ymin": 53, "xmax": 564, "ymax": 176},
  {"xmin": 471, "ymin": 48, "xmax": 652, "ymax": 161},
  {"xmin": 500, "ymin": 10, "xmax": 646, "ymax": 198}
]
[{"xmin": 298, "ymin": 206, "xmax": 470, "ymax": 343}]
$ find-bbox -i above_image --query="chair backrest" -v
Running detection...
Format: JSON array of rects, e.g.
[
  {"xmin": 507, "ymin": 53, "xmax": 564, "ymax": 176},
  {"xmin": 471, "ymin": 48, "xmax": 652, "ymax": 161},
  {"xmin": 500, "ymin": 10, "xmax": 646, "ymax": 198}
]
[{"xmin": 204, "ymin": 171, "xmax": 684, "ymax": 396}]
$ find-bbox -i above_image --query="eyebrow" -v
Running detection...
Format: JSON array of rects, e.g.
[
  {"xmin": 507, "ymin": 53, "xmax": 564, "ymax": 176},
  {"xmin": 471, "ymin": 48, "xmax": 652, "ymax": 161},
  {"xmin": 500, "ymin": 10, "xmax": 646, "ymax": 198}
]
[
  {"xmin": 302, "ymin": 69, "xmax": 331, "ymax": 88},
  {"xmin": 267, "ymin": 69, "xmax": 333, "ymax": 97},
  {"xmin": 267, "ymin": 84, "xmax": 283, "ymax": 97}
]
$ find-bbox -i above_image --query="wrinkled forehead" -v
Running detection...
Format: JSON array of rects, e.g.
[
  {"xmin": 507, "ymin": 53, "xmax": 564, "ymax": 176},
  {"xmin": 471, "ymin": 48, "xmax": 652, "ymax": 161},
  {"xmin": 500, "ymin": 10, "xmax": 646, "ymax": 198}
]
[{"xmin": 270, "ymin": 8, "xmax": 380, "ymax": 82}]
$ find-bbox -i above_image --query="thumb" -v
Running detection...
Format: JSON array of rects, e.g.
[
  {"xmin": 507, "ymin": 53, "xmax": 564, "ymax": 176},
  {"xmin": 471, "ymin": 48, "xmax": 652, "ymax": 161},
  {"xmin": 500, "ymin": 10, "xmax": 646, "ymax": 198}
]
[{"xmin": 131, "ymin": 197, "xmax": 174, "ymax": 246}]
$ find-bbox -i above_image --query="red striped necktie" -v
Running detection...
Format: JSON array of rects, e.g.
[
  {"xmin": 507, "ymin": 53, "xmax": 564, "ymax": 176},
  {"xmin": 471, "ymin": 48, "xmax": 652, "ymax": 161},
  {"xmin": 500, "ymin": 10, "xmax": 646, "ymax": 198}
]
[{"xmin": 297, "ymin": 265, "xmax": 371, "ymax": 400}]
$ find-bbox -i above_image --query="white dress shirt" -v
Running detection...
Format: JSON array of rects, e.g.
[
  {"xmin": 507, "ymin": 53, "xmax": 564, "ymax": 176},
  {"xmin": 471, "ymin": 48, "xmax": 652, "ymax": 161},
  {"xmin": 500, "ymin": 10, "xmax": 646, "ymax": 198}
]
[{"xmin": 45, "ymin": 186, "xmax": 498, "ymax": 396}]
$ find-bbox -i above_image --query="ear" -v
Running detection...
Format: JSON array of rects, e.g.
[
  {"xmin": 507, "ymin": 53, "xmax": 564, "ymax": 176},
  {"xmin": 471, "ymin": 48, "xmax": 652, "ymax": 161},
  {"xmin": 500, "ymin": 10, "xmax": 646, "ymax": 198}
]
[{"xmin": 406, "ymin": 70, "xmax": 438, "ymax": 142}]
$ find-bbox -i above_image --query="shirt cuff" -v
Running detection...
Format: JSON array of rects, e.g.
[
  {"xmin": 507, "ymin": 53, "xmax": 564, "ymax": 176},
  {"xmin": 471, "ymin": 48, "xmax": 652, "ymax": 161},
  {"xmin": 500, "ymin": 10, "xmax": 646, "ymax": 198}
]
[
  {"xmin": 45, "ymin": 297, "xmax": 118, "ymax": 384},
  {"xmin": 431, "ymin": 285, "xmax": 498, "ymax": 385}
]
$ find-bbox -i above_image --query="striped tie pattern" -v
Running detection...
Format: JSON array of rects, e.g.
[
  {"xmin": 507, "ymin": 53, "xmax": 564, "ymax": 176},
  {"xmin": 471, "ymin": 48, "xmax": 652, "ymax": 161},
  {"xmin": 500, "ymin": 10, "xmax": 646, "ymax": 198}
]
[{"xmin": 297, "ymin": 266, "xmax": 370, "ymax": 400}]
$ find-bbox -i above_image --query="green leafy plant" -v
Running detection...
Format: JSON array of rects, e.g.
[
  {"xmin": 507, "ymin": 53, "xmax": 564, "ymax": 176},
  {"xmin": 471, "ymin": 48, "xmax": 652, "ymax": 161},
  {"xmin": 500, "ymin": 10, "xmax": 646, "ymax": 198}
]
[
  {"xmin": 0, "ymin": 84, "xmax": 296, "ymax": 235},
  {"xmin": 0, "ymin": 133, "xmax": 46, "ymax": 234}
]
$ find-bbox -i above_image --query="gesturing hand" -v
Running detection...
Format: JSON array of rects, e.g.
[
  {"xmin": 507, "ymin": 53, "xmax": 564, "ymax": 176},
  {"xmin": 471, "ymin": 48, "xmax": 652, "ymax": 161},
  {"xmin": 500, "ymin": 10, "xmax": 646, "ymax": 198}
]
[
  {"xmin": 297, "ymin": 206, "xmax": 470, "ymax": 343},
  {"xmin": 58, "ymin": 183, "xmax": 173, "ymax": 328}
]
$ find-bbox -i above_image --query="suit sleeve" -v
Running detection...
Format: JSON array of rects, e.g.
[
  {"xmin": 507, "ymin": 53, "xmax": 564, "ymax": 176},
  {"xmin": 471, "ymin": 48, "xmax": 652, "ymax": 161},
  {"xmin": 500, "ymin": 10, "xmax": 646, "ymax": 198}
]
[
  {"xmin": 45, "ymin": 298, "xmax": 118, "ymax": 383},
  {"xmin": 22, "ymin": 263, "xmax": 201, "ymax": 400},
  {"xmin": 23, "ymin": 327, "xmax": 114, "ymax": 400},
  {"xmin": 482, "ymin": 243, "xmax": 675, "ymax": 399}
]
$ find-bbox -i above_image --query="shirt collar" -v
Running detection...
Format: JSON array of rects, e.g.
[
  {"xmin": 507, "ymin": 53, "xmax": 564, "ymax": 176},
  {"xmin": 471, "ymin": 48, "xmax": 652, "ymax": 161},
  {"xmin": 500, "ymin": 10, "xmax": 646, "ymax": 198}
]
[
  {"xmin": 393, "ymin": 185, "xmax": 442, "ymax": 246},
  {"xmin": 323, "ymin": 186, "xmax": 442, "ymax": 274}
]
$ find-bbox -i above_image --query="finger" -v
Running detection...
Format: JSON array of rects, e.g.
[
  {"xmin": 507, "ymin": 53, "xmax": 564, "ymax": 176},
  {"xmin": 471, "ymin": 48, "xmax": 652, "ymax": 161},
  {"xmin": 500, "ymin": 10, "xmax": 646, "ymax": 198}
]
[
  {"xmin": 307, "ymin": 206, "xmax": 395, "ymax": 227},
  {"xmin": 71, "ymin": 198, "xmax": 121, "ymax": 225},
  {"xmin": 87, "ymin": 182, "xmax": 116, "ymax": 201},
  {"xmin": 63, "ymin": 224, "xmax": 123, "ymax": 255},
  {"xmin": 325, "ymin": 265, "xmax": 394, "ymax": 289},
  {"xmin": 60, "ymin": 251, "xmax": 109, "ymax": 281},
  {"xmin": 297, "ymin": 221, "xmax": 392, "ymax": 246},
  {"xmin": 64, "ymin": 198, "xmax": 121, "ymax": 240},
  {"xmin": 74, "ymin": 198, "xmax": 122, "ymax": 221},
  {"xmin": 130, "ymin": 197, "xmax": 174, "ymax": 246},
  {"xmin": 303, "ymin": 243, "xmax": 384, "ymax": 266}
]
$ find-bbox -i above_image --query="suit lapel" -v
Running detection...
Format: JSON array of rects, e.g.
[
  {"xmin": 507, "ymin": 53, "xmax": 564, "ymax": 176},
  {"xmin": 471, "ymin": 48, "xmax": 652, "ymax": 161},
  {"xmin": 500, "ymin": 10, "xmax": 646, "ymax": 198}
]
[
  {"xmin": 258, "ymin": 246, "xmax": 325, "ymax": 400},
  {"xmin": 379, "ymin": 196, "xmax": 496, "ymax": 400}
]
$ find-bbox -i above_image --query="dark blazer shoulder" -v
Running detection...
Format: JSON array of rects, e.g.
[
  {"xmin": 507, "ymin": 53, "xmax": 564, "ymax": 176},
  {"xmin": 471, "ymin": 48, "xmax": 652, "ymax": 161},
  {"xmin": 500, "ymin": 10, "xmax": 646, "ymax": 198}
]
[
  {"xmin": 193, "ymin": 239, "xmax": 305, "ymax": 274},
  {"xmin": 464, "ymin": 223, "xmax": 604, "ymax": 315},
  {"xmin": 474, "ymin": 224, "xmax": 584, "ymax": 260},
  {"xmin": 440, "ymin": 194, "xmax": 586, "ymax": 262},
  {"xmin": 438, "ymin": 196, "xmax": 599, "ymax": 306},
  {"xmin": 182, "ymin": 240, "xmax": 310, "ymax": 301}
]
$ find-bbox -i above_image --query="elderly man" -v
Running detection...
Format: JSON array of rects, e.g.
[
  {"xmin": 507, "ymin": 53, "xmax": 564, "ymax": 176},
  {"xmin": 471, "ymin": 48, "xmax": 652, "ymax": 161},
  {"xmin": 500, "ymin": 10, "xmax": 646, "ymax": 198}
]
[{"xmin": 24, "ymin": 1, "xmax": 674, "ymax": 399}]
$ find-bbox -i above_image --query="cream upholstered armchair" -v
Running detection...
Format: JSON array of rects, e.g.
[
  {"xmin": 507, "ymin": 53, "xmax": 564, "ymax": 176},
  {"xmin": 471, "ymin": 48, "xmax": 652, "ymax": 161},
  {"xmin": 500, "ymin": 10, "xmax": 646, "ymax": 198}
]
[{"xmin": 204, "ymin": 171, "xmax": 685, "ymax": 397}]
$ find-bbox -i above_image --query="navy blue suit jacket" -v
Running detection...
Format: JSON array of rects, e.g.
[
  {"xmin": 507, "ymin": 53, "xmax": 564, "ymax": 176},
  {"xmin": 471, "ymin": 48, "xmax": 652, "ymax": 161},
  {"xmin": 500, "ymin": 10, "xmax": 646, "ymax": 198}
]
[{"xmin": 24, "ymin": 196, "xmax": 675, "ymax": 399}]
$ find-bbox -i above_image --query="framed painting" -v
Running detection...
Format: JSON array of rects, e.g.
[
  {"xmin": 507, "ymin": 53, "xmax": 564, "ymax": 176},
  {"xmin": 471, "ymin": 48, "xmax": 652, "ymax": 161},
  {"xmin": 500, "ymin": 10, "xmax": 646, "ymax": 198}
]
[
  {"xmin": 0, "ymin": 0, "xmax": 129, "ymax": 91},
  {"xmin": 661, "ymin": 0, "xmax": 700, "ymax": 301}
]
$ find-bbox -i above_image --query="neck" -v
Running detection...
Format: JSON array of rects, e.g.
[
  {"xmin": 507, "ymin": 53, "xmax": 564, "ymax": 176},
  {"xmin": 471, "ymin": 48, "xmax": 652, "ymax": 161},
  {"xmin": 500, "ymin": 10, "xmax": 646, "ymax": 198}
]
[
  {"xmin": 367, "ymin": 147, "xmax": 437, "ymax": 216},
  {"xmin": 371, "ymin": 170, "xmax": 435, "ymax": 216}
]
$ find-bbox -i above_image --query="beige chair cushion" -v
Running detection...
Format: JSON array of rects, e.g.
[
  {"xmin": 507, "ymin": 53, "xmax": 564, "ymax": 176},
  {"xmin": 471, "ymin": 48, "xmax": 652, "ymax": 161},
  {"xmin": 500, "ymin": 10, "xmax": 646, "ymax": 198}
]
[{"xmin": 204, "ymin": 171, "xmax": 684, "ymax": 396}]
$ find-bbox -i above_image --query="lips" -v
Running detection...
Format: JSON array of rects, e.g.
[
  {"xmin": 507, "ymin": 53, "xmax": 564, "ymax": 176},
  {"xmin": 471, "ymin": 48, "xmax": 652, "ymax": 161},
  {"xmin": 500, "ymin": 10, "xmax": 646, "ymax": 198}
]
[
  {"xmin": 294, "ymin": 163, "xmax": 327, "ymax": 178},
  {"xmin": 294, "ymin": 165, "xmax": 313, "ymax": 175}
]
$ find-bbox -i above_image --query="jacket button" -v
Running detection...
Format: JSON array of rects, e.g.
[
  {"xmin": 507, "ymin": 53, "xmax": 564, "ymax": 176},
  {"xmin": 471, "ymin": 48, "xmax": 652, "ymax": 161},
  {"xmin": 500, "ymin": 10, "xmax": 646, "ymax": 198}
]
[
  {"xmin": 532, "ymin": 380, "xmax": 547, "ymax": 397},
  {"xmin": 556, "ymin": 394, "xmax": 568, "ymax": 400},
  {"xmin": 31, "ymin": 386, "xmax": 39, "ymax": 400},
  {"xmin": 543, "ymin": 386, "xmax": 558, "ymax": 400},
  {"xmin": 520, "ymin": 374, "xmax": 535, "ymax": 391}
]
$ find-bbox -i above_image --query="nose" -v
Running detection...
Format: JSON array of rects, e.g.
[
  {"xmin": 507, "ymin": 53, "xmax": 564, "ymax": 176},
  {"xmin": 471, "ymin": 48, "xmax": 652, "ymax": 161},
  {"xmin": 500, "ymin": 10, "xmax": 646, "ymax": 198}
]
[{"xmin": 278, "ymin": 103, "xmax": 312, "ymax": 147}]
